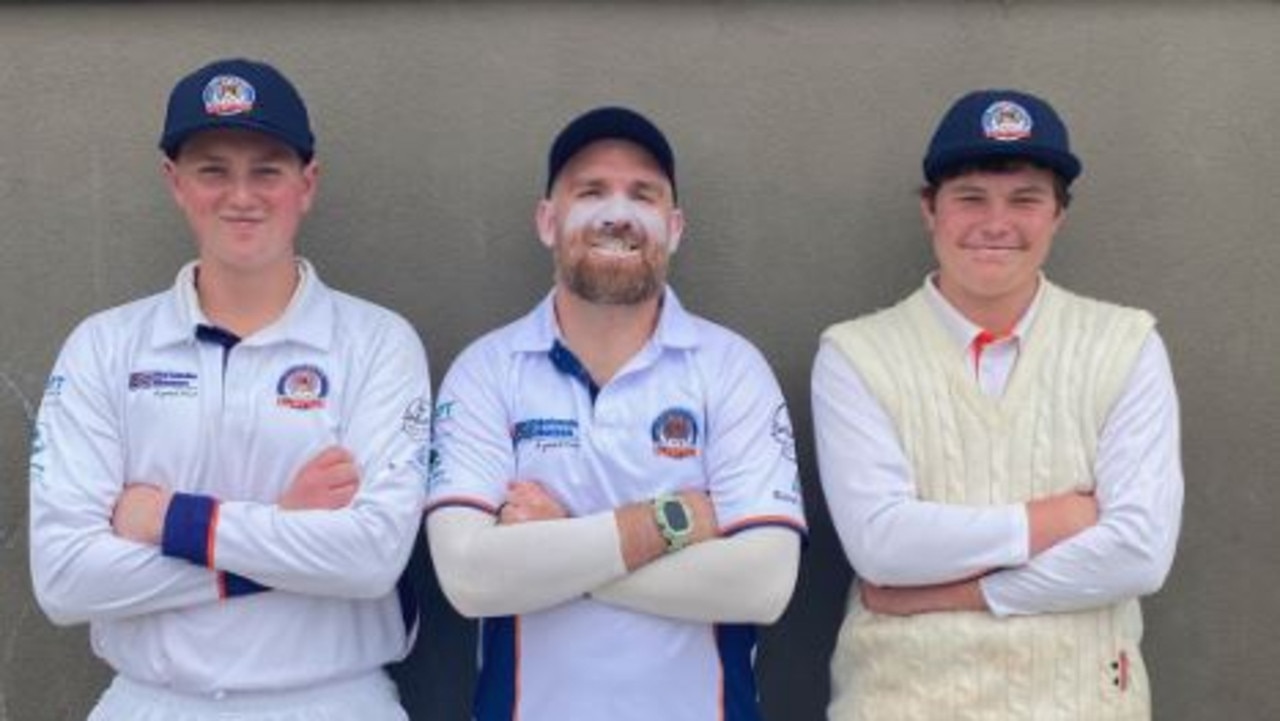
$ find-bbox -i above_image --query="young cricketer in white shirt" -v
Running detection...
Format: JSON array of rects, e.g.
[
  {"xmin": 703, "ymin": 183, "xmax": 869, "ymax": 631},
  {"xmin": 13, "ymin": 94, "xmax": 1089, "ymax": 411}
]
[{"xmin": 29, "ymin": 58, "xmax": 429, "ymax": 720}]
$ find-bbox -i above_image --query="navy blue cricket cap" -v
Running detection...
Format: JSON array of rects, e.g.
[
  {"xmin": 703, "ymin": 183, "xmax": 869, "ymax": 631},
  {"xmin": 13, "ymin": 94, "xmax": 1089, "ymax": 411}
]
[
  {"xmin": 159, "ymin": 58, "xmax": 315, "ymax": 163},
  {"xmin": 546, "ymin": 106, "xmax": 677, "ymax": 201},
  {"xmin": 923, "ymin": 89, "xmax": 1081, "ymax": 185}
]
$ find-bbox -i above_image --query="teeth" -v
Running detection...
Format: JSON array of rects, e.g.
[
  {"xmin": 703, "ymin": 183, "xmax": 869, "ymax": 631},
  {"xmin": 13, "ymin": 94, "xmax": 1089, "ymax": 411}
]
[{"xmin": 593, "ymin": 237, "xmax": 637, "ymax": 253}]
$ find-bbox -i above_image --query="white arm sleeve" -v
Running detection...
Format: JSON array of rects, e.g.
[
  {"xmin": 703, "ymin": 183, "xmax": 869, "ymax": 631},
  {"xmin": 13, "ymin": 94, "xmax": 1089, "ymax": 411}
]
[
  {"xmin": 591, "ymin": 526, "xmax": 800, "ymax": 623},
  {"xmin": 812, "ymin": 340, "xmax": 1029, "ymax": 586},
  {"xmin": 30, "ymin": 319, "xmax": 221, "ymax": 625},
  {"xmin": 207, "ymin": 316, "xmax": 430, "ymax": 598},
  {"xmin": 981, "ymin": 333, "xmax": 1184, "ymax": 615},
  {"xmin": 427, "ymin": 506, "xmax": 627, "ymax": 618}
]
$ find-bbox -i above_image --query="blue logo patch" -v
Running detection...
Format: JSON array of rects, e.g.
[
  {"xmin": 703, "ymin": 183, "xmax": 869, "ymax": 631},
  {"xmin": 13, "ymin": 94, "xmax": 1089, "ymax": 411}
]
[
  {"xmin": 203, "ymin": 75, "xmax": 256, "ymax": 116},
  {"xmin": 982, "ymin": 100, "xmax": 1033, "ymax": 141},
  {"xmin": 652, "ymin": 407, "xmax": 699, "ymax": 459},
  {"xmin": 512, "ymin": 418, "xmax": 580, "ymax": 451},
  {"xmin": 276, "ymin": 365, "xmax": 328, "ymax": 410}
]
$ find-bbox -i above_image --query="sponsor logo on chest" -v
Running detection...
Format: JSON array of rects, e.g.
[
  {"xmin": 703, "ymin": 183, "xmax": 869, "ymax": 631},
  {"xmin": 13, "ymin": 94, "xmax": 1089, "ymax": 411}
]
[
  {"xmin": 512, "ymin": 418, "xmax": 581, "ymax": 451},
  {"xmin": 128, "ymin": 370, "xmax": 199, "ymax": 398}
]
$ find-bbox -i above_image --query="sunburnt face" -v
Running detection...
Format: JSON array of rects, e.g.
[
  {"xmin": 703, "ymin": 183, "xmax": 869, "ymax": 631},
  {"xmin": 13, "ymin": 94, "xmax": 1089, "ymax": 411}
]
[
  {"xmin": 924, "ymin": 164, "xmax": 1064, "ymax": 323},
  {"xmin": 165, "ymin": 128, "xmax": 317, "ymax": 278},
  {"xmin": 537, "ymin": 139, "xmax": 683, "ymax": 306}
]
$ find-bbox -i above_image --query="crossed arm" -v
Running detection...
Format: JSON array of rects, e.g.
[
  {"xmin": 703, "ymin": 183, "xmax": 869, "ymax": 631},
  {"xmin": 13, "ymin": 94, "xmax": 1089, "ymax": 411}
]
[
  {"xmin": 857, "ymin": 492, "xmax": 1100, "ymax": 615},
  {"xmin": 427, "ymin": 482, "xmax": 800, "ymax": 624},
  {"xmin": 112, "ymin": 446, "xmax": 361, "ymax": 545},
  {"xmin": 30, "ymin": 316, "xmax": 429, "ymax": 624},
  {"xmin": 425, "ymin": 338, "xmax": 803, "ymax": 625},
  {"xmin": 811, "ymin": 334, "xmax": 1183, "ymax": 617}
]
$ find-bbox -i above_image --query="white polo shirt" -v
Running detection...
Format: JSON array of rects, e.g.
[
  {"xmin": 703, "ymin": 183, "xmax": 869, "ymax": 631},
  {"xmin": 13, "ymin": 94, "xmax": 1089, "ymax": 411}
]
[
  {"xmin": 427, "ymin": 287, "xmax": 805, "ymax": 721},
  {"xmin": 30, "ymin": 259, "xmax": 431, "ymax": 697}
]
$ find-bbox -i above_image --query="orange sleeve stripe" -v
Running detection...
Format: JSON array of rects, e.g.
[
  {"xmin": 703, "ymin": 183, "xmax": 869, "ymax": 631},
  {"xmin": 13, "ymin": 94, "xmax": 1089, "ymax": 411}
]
[
  {"xmin": 205, "ymin": 502, "xmax": 220, "ymax": 570},
  {"xmin": 720, "ymin": 515, "xmax": 807, "ymax": 536}
]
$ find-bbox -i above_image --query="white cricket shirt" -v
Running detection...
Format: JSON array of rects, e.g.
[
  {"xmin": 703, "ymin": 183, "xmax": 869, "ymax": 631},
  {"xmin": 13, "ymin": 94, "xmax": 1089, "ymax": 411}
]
[
  {"xmin": 428, "ymin": 287, "xmax": 805, "ymax": 721},
  {"xmin": 30, "ymin": 260, "xmax": 431, "ymax": 696}
]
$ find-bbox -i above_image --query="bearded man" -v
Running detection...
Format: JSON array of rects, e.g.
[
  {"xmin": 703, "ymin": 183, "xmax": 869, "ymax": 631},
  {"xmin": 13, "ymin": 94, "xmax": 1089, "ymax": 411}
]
[{"xmin": 424, "ymin": 106, "xmax": 806, "ymax": 721}]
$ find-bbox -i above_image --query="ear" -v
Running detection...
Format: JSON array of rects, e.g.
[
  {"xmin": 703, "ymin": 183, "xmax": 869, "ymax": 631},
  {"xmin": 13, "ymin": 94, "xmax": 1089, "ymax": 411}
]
[
  {"xmin": 535, "ymin": 198, "xmax": 557, "ymax": 249},
  {"xmin": 665, "ymin": 207, "xmax": 685, "ymax": 254},
  {"xmin": 919, "ymin": 194, "xmax": 937, "ymax": 235},
  {"xmin": 299, "ymin": 160, "xmax": 320, "ymax": 215},
  {"xmin": 162, "ymin": 158, "xmax": 186, "ymax": 209}
]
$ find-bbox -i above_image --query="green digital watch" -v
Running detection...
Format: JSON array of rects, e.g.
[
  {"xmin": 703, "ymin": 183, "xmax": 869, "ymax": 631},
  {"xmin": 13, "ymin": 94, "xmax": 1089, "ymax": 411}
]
[{"xmin": 653, "ymin": 494, "xmax": 693, "ymax": 553}]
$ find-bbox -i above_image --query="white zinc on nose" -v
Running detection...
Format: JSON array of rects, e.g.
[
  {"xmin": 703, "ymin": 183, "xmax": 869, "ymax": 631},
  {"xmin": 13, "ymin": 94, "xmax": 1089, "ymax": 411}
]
[{"xmin": 567, "ymin": 194, "xmax": 675, "ymax": 251}]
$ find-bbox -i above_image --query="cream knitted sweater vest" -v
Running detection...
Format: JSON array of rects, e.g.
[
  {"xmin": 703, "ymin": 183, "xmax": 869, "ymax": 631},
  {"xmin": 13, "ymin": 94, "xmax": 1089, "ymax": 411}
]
[{"xmin": 823, "ymin": 281, "xmax": 1155, "ymax": 721}]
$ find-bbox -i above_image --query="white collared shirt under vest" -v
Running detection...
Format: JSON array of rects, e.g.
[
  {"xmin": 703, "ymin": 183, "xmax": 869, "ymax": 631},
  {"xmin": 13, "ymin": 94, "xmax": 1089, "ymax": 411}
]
[
  {"xmin": 427, "ymin": 286, "xmax": 806, "ymax": 721},
  {"xmin": 30, "ymin": 260, "xmax": 430, "ymax": 697}
]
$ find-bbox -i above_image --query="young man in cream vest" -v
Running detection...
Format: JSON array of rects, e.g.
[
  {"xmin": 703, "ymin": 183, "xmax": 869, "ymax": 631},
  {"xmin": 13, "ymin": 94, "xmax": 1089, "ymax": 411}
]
[{"xmin": 813, "ymin": 89, "xmax": 1183, "ymax": 720}]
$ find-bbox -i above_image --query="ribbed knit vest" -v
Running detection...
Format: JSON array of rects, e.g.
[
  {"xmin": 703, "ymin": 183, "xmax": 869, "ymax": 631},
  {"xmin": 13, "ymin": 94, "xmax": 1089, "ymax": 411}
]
[{"xmin": 823, "ymin": 281, "xmax": 1155, "ymax": 721}]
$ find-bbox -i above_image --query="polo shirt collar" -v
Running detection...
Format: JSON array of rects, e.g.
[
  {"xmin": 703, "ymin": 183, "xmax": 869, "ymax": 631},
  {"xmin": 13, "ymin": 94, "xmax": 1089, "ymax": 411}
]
[
  {"xmin": 510, "ymin": 285, "xmax": 700, "ymax": 353},
  {"xmin": 922, "ymin": 272, "xmax": 1044, "ymax": 354},
  {"xmin": 150, "ymin": 258, "xmax": 334, "ymax": 351}
]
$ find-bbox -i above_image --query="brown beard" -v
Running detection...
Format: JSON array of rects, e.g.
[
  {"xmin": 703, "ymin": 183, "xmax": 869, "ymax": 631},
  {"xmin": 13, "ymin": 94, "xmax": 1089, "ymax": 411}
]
[{"xmin": 556, "ymin": 230, "xmax": 667, "ymax": 305}]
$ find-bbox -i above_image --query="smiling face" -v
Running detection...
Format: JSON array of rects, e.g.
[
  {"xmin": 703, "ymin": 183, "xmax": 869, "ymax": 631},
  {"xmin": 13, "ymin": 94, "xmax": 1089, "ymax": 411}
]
[
  {"xmin": 536, "ymin": 139, "xmax": 684, "ymax": 306},
  {"xmin": 923, "ymin": 163, "xmax": 1065, "ymax": 326},
  {"xmin": 164, "ymin": 128, "xmax": 317, "ymax": 279}
]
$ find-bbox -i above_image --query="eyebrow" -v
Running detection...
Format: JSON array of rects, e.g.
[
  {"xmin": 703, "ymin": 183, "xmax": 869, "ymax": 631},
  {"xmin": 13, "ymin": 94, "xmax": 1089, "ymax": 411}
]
[
  {"xmin": 1009, "ymin": 184, "xmax": 1053, "ymax": 196},
  {"xmin": 946, "ymin": 182, "xmax": 1052, "ymax": 196},
  {"xmin": 564, "ymin": 176, "xmax": 668, "ymax": 198}
]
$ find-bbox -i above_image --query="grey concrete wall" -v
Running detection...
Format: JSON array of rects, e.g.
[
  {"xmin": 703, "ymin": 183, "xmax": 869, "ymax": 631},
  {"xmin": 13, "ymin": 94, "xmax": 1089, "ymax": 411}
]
[{"xmin": 1, "ymin": 2, "xmax": 1276, "ymax": 719}]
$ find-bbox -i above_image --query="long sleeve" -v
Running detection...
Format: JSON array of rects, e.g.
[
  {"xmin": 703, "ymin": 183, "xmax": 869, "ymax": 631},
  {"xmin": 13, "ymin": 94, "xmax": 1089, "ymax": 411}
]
[
  {"xmin": 980, "ymin": 333, "xmax": 1184, "ymax": 615},
  {"xmin": 812, "ymin": 340, "xmax": 1029, "ymax": 586},
  {"xmin": 427, "ymin": 506, "xmax": 627, "ymax": 618},
  {"xmin": 30, "ymin": 319, "xmax": 221, "ymax": 625},
  {"xmin": 196, "ymin": 315, "xmax": 430, "ymax": 598},
  {"xmin": 591, "ymin": 526, "xmax": 799, "ymax": 623},
  {"xmin": 589, "ymin": 339, "xmax": 805, "ymax": 623}
]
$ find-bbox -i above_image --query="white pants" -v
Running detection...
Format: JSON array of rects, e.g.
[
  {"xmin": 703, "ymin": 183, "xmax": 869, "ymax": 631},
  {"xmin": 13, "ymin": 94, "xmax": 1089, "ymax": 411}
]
[{"xmin": 88, "ymin": 670, "xmax": 409, "ymax": 721}]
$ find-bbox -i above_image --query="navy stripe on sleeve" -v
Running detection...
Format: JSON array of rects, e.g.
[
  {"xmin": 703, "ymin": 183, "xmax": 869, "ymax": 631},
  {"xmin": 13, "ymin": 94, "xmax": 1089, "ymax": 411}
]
[{"xmin": 161, "ymin": 492, "xmax": 218, "ymax": 567}]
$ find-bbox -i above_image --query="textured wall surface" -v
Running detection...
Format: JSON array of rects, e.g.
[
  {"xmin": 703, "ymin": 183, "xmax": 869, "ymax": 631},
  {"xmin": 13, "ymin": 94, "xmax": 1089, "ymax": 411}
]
[{"xmin": 2, "ymin": 2, "xmax": 1277, "ymax": 719}]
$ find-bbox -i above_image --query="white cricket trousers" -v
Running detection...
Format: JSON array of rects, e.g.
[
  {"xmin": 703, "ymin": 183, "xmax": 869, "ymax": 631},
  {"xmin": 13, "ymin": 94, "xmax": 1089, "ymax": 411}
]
[{"xmin": 87, "ymin": 670, "xmax": 409, "ymax": 721}]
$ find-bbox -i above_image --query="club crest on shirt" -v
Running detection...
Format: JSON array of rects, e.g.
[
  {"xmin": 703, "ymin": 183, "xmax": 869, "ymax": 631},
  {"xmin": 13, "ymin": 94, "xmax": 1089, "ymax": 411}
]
[
  {"xmin": 203, "ymin": 75, "xmax": 256, "ymax": 116},
  {"xmin": 276, "ymin": 364, "xmax": 328, "ymax": 410},
  {"xmin": 651, "ymin": 407, "xmax": 699, "ymax": 459}
]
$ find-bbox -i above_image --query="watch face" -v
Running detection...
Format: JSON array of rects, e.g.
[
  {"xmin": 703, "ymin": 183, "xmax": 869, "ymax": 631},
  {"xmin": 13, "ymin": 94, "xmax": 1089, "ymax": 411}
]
[{"xmin": 663, "ymin": 499, "xmax": 690, "ymax": 532}]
